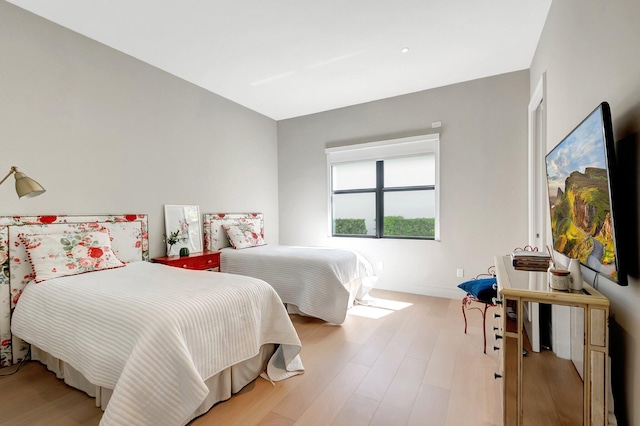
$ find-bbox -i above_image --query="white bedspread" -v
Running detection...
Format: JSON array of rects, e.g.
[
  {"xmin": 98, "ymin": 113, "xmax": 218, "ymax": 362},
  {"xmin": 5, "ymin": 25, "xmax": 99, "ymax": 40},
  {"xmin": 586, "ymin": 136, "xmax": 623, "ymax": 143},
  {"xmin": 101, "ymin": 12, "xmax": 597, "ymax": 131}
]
[
  {"xmin": 11, "ymin": 261, "xmax": 303, "ymax": 426},
  {"xmin": 221, "ymin": 245, "xmax": 377, "ymax": 324}
]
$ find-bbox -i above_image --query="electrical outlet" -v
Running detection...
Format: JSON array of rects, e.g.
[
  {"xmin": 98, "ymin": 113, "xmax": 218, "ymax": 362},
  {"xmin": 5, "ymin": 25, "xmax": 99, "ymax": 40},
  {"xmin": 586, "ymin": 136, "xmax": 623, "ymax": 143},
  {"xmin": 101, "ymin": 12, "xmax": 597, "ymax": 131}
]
[{"xmin": 456, "ymin": 268, "xmax": 464, "ymax": 278}]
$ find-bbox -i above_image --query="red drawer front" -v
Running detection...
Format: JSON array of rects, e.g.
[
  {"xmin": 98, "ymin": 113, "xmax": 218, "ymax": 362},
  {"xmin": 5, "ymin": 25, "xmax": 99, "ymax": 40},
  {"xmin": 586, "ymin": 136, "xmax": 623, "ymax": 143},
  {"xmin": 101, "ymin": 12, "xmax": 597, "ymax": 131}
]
[
  {"xmin": 180, "ymin": 253, "xmax": 220, "ymax": 270},
  {"xmin": 153, "ymin": 251, "xmax": 220, "ymax": 271}
]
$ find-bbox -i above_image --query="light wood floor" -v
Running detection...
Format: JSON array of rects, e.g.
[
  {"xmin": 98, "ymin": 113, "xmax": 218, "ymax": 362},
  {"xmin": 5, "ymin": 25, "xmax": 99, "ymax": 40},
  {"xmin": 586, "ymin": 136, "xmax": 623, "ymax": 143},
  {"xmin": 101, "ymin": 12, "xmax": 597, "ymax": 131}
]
[{"xmin": 0, "ymin": 289, "xmax": 503, "ymax": 426}]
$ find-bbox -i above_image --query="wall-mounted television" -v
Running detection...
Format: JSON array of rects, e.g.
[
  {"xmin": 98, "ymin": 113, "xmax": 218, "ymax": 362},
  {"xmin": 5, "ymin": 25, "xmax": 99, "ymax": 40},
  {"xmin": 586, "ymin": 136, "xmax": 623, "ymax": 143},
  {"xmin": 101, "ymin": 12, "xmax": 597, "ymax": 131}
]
[{"xmin": 545, "ymin": 102, "xmax": 626, "ymax": 285}]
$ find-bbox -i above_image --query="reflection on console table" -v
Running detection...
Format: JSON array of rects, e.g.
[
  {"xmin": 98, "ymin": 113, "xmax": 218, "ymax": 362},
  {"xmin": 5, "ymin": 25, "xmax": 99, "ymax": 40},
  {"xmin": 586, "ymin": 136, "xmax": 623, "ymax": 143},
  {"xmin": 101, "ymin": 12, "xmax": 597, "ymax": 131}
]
[{"xmin": 494, "ymin": 255, "xmax": 609, "ymax": 425}]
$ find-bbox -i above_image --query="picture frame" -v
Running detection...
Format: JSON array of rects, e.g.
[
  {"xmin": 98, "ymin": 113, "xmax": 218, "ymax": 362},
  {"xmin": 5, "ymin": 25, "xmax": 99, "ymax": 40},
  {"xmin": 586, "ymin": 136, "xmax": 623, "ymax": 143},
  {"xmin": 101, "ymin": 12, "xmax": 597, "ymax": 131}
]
[{"xmin": 163, "ymin": 205, "xmax": 203, "ymax": 255}]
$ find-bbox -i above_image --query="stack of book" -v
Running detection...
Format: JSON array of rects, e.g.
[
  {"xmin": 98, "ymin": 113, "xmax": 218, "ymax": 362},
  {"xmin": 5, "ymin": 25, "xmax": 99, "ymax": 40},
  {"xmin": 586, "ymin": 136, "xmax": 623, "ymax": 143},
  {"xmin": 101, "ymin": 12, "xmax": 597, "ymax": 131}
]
[{"xmin": 511, "ymin": 250, "xmax": 551, "ymax": 271}]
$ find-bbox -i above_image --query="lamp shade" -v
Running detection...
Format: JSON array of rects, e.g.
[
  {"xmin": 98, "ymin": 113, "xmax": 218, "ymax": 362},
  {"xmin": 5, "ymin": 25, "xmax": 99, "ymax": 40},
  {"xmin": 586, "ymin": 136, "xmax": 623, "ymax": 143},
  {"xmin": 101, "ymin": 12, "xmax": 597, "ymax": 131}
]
[{"xmin": 14, "ymin": 170, "xmax": 46, "ymax": 199}]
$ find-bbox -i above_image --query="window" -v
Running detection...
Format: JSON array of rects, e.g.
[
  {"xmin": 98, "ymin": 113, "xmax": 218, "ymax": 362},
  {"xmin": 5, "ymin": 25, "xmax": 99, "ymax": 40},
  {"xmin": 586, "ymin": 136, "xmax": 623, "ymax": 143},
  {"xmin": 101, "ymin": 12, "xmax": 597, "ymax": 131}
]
[{"xmin": 326, "ymin": 134, "xmax": 439, "ymax": 240}]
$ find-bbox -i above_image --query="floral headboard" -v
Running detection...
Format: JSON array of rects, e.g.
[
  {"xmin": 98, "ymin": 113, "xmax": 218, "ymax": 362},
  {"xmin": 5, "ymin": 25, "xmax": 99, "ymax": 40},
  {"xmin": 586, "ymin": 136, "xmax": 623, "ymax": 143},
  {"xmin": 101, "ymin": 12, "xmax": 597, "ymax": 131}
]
[
  {"xmin": 203, "ymin": 213, "xmax": 264, "ymax": 251},
  {"xmin": 0, "ymin": 214, "xmax": 148, "ymax": 367}
]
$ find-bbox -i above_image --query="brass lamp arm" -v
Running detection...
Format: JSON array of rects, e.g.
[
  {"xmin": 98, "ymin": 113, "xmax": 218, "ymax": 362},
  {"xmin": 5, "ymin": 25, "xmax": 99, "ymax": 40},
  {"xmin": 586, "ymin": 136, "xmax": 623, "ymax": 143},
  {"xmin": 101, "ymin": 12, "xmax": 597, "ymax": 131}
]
[{"xmin": 0, "ymin": 166, "xmax": 18, "ymax": 187}]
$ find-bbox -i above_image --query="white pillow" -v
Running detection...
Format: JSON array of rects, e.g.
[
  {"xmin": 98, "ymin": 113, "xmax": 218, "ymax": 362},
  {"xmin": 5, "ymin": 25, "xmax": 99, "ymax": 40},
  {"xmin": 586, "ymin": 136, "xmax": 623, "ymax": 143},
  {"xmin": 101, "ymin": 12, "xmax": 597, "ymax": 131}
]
[{"xmin": 19, "ymin": 229, "xmax": 125, "ymax": 283}]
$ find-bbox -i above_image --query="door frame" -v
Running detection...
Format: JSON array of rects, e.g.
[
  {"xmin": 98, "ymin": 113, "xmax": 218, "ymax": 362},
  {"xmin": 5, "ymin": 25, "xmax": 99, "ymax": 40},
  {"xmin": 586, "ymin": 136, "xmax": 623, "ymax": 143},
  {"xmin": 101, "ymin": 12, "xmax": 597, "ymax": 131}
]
[{"xmin": 525, "ymin": 73, "xmax": 547, "ymax": 353}]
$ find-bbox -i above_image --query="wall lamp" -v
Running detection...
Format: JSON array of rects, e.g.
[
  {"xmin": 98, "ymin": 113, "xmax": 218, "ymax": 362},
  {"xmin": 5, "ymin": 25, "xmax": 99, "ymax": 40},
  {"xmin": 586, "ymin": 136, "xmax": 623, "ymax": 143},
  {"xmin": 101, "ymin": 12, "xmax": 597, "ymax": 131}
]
[{"xmin": 0, "ymin": 166, "xmax": 46, "ymax": 199}]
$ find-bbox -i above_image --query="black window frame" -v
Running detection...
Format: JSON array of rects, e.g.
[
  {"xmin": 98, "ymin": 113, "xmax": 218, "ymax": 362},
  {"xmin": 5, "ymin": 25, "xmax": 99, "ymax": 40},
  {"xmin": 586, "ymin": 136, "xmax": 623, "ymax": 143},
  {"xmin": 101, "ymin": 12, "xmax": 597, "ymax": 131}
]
[{"xmin": 331, "ymin": 158, "xmax": 436, "ymax": 240}]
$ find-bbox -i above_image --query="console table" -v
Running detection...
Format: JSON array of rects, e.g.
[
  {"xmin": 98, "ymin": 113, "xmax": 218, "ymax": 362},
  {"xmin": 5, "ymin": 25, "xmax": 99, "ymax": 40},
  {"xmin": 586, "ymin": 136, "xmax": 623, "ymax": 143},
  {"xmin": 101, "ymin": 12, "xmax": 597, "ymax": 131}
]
[{"xmin": 494, "ymin": 255, "xmax": 609, "ymax": 425}]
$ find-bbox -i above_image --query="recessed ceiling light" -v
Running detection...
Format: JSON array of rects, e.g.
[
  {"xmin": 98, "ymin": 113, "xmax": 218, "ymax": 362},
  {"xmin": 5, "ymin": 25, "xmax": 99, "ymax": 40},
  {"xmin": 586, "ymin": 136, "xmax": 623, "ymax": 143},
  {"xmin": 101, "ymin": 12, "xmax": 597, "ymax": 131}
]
[{"xmin": 401, "ymin": 47, "xmax": 409, "ymax": 53}]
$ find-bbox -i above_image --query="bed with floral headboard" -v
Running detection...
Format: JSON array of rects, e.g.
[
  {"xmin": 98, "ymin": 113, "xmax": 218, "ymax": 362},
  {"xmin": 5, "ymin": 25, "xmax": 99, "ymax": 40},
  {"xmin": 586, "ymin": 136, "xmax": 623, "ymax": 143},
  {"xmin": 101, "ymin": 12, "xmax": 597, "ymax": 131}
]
[
  {"xmin": 0, "ymin": 213, "xmax": 148, "ymax": 367},
  {"xmin": 1, "ymin": 213, "xmax": 303, "ymax": 425},
  {"xmin": 203, "ymin": 212, "xmax": 378, "ymax": 324}
]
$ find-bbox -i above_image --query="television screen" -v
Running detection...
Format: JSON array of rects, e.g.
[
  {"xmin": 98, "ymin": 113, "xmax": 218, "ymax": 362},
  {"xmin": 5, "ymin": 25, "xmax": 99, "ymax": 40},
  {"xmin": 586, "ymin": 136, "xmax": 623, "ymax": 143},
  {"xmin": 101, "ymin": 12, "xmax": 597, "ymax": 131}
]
[{"xmin": 545, "ymin": 102, "xmax": 626, "ymax": 285}]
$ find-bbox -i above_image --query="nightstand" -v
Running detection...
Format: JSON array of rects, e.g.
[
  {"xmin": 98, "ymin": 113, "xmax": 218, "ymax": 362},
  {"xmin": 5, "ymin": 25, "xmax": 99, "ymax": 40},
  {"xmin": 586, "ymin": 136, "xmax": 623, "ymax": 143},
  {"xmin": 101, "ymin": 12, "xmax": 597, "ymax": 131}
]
[{"xmin": 151, "ymin": 250, "xmax": 221, "ymax": 271}]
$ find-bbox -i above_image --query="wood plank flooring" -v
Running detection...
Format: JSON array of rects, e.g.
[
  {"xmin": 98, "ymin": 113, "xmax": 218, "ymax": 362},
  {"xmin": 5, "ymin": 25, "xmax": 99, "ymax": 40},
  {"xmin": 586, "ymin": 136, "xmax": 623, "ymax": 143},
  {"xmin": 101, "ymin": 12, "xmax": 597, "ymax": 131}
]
[{"xmin": 0, "ymin": 289, "xmax": 503, "ymax": 426}]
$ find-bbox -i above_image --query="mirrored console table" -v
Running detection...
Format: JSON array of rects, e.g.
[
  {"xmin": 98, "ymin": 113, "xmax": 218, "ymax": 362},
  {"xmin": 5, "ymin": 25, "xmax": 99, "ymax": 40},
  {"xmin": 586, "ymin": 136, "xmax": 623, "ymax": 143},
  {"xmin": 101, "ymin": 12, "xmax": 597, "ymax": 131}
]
[{"xmin": 494, "ymin": 255, "xmax": 609, "ymax": 425}]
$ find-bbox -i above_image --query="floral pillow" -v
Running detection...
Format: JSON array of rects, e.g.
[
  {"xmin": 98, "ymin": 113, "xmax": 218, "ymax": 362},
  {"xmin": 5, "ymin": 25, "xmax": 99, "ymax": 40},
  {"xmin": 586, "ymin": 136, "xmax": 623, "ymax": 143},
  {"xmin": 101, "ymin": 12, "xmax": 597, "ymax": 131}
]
[
  {"xmin": 222, "ymin": 223, "xmax": 266, "ymax": 250},
  {"xmin": 19, "ymin": 229, "xmax": 126, "ymax": 283}
]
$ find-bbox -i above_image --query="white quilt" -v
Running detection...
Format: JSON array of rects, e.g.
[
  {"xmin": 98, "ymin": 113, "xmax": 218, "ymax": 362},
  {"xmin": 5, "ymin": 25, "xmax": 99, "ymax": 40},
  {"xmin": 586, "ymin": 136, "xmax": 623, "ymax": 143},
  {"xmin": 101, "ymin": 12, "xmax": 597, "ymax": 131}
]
[
  {"xmin": 11, "ymin": 261, "xmax": 303, "ymax": 426},
  {"xmin": 221, "ymin": 245, "xmax": 377, "ymax": 324}
]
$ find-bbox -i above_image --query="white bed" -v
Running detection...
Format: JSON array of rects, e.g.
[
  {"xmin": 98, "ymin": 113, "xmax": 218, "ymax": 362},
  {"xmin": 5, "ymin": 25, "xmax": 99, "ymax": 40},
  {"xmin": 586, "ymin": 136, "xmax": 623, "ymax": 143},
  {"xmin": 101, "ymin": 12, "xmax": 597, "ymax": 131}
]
[
  {"xmin": 1, "ymin": 214, "xmax": 303, "ymax": 426},
  {"xmin": 203, "ymin": 213, "xmax": 377, "ymax": 324}
]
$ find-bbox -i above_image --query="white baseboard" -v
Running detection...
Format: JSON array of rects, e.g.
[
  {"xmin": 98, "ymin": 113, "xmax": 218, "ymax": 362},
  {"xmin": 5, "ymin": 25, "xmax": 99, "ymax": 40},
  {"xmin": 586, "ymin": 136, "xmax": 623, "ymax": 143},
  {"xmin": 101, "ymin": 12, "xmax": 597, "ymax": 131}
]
[{"xmin": 373, "ymin": 283, "xmax": 463, "ymax": 300}]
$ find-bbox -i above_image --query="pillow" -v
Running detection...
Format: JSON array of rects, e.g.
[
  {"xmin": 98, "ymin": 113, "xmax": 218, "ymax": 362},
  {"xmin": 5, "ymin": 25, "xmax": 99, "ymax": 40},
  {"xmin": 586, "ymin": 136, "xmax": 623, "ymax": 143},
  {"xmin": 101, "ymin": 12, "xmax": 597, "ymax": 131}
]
[
  {"xmin": 222, "ymin": 223, "xmax": 266, "ymax": 250},
  {"xmin": 457, "ymin": 277, "xmax": 497, "ymax": 304},
  {"xmin": 19, "ymin": 229, "xmax": 126, "ymax": 283}
]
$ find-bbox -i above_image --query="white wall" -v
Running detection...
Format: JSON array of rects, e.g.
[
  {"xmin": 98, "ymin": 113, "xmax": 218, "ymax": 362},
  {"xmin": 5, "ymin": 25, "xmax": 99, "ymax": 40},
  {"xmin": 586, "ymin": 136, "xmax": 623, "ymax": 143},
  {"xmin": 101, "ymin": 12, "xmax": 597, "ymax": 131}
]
[
  {"xmin": 530, "ymin": 1, "xmax": 640, "ymax": 423},
  {"xmin": 0, "ymin": 2, "xmax": 280, "ymax": 258},
  {"xmin": 277, "ymin": 71, "xmax": 530, "ymax": 298}
]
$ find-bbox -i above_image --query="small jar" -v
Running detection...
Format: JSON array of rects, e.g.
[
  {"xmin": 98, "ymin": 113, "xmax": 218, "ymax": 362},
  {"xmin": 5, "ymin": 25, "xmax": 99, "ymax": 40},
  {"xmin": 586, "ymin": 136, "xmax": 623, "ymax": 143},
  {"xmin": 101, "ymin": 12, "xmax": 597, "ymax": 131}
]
[{"xmin": 549, "ymin": 268, "xmax": 571, "ymax": 291}]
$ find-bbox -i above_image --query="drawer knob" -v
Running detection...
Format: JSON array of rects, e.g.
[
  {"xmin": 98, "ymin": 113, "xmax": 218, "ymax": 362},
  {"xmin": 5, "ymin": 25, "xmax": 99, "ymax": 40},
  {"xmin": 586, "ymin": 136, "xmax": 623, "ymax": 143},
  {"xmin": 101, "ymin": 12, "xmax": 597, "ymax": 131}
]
[
  {"xmin": 495, "ymin": 334, "xmax": 503, "ymax": 340},
  {"xmin": 494, "ymin": 372, "xmax": 502, "ymax": 380},
  {"xmin": 493, "ymin": 326, "xmax": 499, "ymax": 331},
  {"xmin": 493, "ymin": 346, "xmax": 500, "ymax": 352},
  {"xmin": 182, "ymin": 265, "xmax": 187, "ymax": 268},
  {"xmin": 494, "ymin": 313, "xmax": 501, "ymax": 319},
  {"xmin": 492, "ymin": 297, "xmax": 503, "ymax": 305},
  {"xmin": 207, "ymin": 259, "xmax": 212, "ymax": 264}
]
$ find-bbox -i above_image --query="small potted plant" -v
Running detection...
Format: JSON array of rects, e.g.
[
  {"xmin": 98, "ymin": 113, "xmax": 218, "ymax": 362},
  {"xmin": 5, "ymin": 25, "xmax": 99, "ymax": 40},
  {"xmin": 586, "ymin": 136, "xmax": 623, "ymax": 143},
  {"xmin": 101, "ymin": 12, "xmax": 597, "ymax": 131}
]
[{"xmin": 163, "ymin": 229, "xmax": 186, "ymax": 256}]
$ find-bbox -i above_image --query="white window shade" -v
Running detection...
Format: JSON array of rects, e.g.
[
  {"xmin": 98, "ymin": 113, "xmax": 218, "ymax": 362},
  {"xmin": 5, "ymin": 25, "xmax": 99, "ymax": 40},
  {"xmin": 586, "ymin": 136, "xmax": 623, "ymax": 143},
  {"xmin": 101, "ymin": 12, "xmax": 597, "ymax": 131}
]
[{"xmin": 325, "ymin": 134, "xmax": 439, "ymax": 163}]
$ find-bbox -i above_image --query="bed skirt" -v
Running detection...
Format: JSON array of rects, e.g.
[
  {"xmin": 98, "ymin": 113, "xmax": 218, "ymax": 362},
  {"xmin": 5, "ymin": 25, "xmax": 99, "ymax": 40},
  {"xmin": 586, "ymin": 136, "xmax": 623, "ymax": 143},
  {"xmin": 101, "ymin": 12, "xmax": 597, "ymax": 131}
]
[{"xmin": 31, "ymin": 343, "xmax": 275, "ymax": 423}]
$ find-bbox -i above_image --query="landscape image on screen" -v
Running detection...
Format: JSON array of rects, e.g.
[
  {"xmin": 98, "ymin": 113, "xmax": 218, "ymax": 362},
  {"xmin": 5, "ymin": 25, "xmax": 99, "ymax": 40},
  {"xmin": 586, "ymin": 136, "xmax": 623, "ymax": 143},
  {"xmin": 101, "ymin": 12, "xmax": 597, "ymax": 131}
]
[{"xmin": 545, "ymin": 108, "xmax": 618, "ymax": 281}]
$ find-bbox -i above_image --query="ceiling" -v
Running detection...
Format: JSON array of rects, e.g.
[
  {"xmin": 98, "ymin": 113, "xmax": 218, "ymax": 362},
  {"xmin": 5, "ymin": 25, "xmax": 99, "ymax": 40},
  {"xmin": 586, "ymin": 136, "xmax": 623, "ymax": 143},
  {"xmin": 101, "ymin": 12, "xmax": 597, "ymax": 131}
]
[{"xmin": 8, "ymin": 0, "xmax": 552, "ymax": 121}]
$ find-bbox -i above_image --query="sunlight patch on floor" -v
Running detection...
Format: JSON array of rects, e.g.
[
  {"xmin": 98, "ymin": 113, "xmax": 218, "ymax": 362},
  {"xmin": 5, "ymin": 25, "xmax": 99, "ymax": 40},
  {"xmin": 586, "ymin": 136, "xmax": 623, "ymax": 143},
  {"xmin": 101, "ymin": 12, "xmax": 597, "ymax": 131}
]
[
  {"xmin": 348, "ymin": 305, "xmax": 395, "ymax": 319},
  {"xmin": 348, "ymin": 295, "xmax": 413, "ymax": 319}
]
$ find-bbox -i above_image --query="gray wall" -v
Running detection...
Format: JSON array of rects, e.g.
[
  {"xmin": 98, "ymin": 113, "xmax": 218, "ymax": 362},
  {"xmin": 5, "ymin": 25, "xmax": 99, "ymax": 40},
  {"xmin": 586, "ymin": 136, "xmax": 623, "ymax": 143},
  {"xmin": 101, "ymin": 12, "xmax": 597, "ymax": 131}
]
[
  {"xmin": 530, "ymin": 1, "xmax": 640, "ymax": 423},
  {"xmin": 0, "ymin": 2, "xmax": 280, "ymax": 257},
  {"xmin": 277, "ymin": 70, "xmax": 530, "ymax": 298}
]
